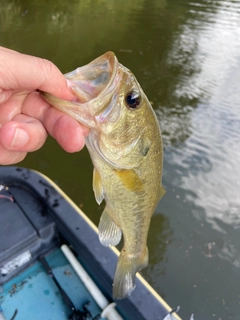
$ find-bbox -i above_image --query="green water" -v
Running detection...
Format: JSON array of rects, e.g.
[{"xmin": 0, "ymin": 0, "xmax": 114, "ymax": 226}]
[{"xmin": 1, "ymin": 1, "xmax": 240, "ymax": 319}]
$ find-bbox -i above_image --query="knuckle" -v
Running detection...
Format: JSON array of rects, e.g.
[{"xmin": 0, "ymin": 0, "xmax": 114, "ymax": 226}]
[{"xmin": 37, "ymin": 58, "xmax": 55, "ymax": 79}]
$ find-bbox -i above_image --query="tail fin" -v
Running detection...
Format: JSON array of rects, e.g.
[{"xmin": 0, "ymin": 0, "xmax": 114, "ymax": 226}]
[{"xmin": 113, "ymin": 248, "xmax": 148, "ymax": 300}]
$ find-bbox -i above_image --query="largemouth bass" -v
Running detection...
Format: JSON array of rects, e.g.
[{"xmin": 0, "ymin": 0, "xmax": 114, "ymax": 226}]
[{"xmin": 41, "ymin": 52, "xmax": 165, "ymax": 299}]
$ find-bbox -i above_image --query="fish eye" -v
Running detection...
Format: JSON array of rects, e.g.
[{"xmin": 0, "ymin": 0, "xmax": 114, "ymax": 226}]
[{"xmin": 125, "ymin": 90, "xmax": 141, "ymax": 109}]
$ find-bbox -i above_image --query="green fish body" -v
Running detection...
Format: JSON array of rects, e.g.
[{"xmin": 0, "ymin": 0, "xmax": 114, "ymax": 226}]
[{"xmin": 41, "ymin": 52, "xmax": 165, "ymax": 299}]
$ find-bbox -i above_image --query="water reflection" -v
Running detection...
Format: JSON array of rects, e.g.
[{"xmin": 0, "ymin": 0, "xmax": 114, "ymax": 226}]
[
  {"xmin": 154, "ymin": 1, "xmax": 240, "ymax": 318},
  {"xmin": 165, "ymin": 0, "xmax": 240, "ymax": 232}
]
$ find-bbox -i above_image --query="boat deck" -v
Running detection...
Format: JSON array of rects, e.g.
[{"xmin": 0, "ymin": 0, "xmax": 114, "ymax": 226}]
[
  {"xmin": 0, "ymin": 166, "xmax": 181, "ymax": 320},
  {"xmin": 0, "ymin": 249, "xmax": 103, "ymax": 320}
]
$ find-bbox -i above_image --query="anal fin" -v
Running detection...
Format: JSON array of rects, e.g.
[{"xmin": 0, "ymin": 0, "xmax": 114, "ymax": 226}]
[{"xmin": 98, "ymin": 208, "xmax": 122, "ymax": 247}]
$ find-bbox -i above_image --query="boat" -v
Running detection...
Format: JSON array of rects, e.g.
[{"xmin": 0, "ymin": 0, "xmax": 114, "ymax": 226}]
[{"xmin": 0, "ymin": 166, "xmax": 181, "ymax": 320}]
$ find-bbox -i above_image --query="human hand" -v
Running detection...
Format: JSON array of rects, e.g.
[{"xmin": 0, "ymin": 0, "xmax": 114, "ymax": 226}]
[{"xmin": 0, "ymin": 46, "xmax": 89, "ymax": 165}]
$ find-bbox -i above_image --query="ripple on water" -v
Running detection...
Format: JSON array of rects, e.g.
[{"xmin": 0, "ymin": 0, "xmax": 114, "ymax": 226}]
[{"xmin": 162, "ymin": 0, "xmax": 240, "ymax": 233}]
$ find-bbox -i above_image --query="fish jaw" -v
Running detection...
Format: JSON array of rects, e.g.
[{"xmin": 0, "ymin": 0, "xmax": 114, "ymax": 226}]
[
  {"xmin": 40, "ymin": 51, "xmax": 120, "ymax": 129},
  {"xmin": 40, "ymin": 92, "xmax": 96, "ymax": 128},
  {"xmin": 65, "ymin": 51, "xmax": 119, "ymax": 114}
]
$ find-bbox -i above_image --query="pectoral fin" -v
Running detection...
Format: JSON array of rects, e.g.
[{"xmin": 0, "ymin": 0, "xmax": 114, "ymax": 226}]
[
  {"xmin": 114, "ymin": 169, "xmax": 143, "ymax": 192},
  {"xmin": 98, "ymin": 207, "xmax": 122, "ymax": 247},
  {"xmin": 141, "ymin": 136, "xmax": 151, "ymax": 157},
  {"xmin": 93, "ymin": 168, "xmax": 104, "ymax": 205}
]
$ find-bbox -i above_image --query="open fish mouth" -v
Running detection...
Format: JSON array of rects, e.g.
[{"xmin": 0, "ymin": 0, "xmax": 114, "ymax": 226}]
[
  {"xmin": 65, "ymin": 51, "xmax": 119, "ymax": 106},
  {"xmin": 40, "ymin": 52, "xmax": 122, "ymax": 128}
]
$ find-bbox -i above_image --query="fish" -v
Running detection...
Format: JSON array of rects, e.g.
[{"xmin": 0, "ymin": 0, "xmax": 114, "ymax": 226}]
[{"xmin": 40, "ymin": 52, "xmax": 165, "ymax": 299}]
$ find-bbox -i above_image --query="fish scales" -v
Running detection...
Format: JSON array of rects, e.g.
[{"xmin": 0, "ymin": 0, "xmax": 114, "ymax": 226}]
[{"xmin": 40, "ymin": 52, "xmax": 165, "ymax": 300}]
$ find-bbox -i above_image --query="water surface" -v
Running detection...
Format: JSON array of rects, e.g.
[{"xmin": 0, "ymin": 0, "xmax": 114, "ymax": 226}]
[{"xmin": 1, "ymin": 0, "xmax": 240, "ymax": 319}]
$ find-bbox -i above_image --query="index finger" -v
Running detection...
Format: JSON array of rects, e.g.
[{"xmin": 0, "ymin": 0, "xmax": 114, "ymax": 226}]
[{"xmin": 0, "ymin": 46, "xmax": 74, "ymax": 100}]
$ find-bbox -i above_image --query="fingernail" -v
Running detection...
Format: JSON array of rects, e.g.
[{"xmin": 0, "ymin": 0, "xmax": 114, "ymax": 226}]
[
  {"xmin": 11, "ymin": 128, "xmax": 29, "ymax": 148},
  {"xmin": 66, "ymin": 79, "xmax": 75, "ymax": 88}
]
